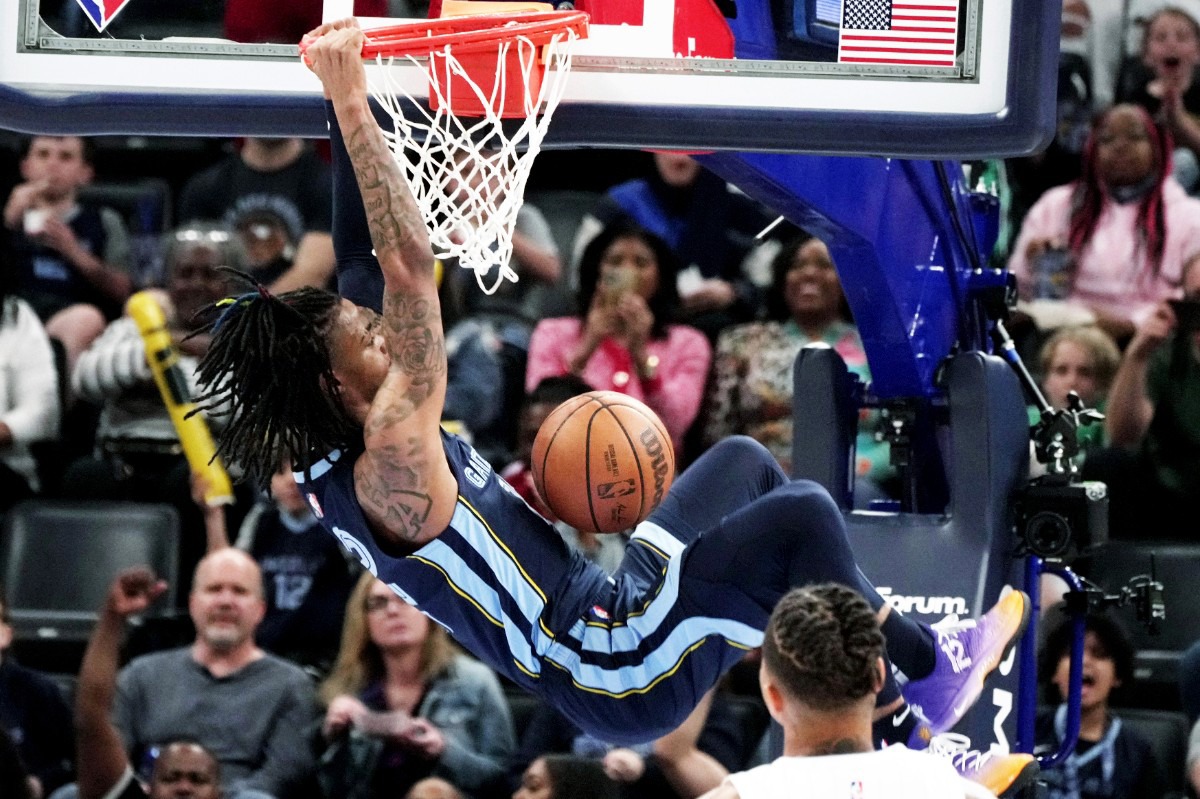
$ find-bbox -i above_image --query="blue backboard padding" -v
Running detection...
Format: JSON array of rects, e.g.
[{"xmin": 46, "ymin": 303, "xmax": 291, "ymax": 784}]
[{"xmin": 702, "ymin": 152, "xmax": 985, "ymax": 398}]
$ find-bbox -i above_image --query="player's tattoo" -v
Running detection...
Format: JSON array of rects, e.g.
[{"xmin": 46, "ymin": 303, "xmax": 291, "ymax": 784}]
[
  {"xmin": 344, "ymin": 123, "xmax": 434, "ymax": 279},
  {"xmin": 810, "ymin": 738, "xmax": 870, "ymax": 756},
  {"xmin": 358, "ymin": 436, "xmax": 434, "ymax": 544},
  {"xmin": 378, "ymin": 291, "xmax": 446, "ymax": 418}
]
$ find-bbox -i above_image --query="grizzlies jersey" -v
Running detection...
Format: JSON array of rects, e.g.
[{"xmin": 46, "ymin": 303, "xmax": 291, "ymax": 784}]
[
  {"xmin": 297, "ymin": 431, "xmax": 611, "ymax": 692},
  {"xmin": 298, "ymin": 431, "xmax": 762, "ymax": 743}
]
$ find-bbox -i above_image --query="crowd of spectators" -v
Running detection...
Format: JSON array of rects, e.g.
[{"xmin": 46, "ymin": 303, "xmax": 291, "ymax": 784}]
[{"xmin": 3, "ymin": 2, "xmax": 1200, "ymax": 798}]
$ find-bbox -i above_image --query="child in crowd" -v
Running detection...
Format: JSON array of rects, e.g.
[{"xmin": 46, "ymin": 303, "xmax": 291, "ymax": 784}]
[
  {"xmin": 1028, "ymin": 325, "xmax": 1121, "ymax": 475},
  {"xmin": 1120, "ymin": 7, "xmax": 1200, "ymax": 191},
  {"xmin": 1035, "ymin": 608, "xmax": 1165, "ymax": 799}
]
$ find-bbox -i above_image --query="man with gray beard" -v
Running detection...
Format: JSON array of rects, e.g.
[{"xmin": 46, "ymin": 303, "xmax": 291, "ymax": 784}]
[{"xmin": 111, "ymin": 549, "xmax": 317, "ymax": 799}]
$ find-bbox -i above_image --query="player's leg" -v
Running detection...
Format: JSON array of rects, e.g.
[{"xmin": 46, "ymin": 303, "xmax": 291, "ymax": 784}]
[
  {"xmin": 326, "ymin": 99, "xmax": 386, "ymax": 313},
  {"xmin": 615, "ymin": 436, "xmax": 787, "ymax": 588},
  {"xmin": 680, "ymin": 478, "xmax": 1029, "ymax": 747}
]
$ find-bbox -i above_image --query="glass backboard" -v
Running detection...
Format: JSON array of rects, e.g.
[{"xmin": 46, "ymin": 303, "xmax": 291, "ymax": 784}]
[{"xmin": 0, "ymin": 0, "xmax": 1060, "ymax": 157}]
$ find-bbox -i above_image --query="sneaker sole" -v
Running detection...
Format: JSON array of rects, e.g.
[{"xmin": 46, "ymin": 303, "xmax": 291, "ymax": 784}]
[
  {"xmin": 943, "ymin": 590, "xmax": 1032, "ymax": 730},
  {"xmin": 989, "ymin": 757, "xmax": 1040, "ymax": 798}
]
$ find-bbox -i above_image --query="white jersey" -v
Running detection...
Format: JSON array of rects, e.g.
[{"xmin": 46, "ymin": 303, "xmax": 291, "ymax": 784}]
[{"xmin": 726, "ymin": 745, "xmax": 996, "ymax": 799}]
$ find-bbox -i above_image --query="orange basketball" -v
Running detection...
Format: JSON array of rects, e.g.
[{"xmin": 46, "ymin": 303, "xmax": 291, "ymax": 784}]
[{"xmin": 531, "ymin": 390, "xmax": 675, "ymax": 533}]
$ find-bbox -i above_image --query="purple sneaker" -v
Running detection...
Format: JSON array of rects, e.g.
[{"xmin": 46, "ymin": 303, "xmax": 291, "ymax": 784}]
[
  {"xmin": 927, "ymin": 733, "xmax": 1041, "ymax": 797},
  {"xmin": 902, "ymin": 589, "xmax": 1031, "ymax": 749}
]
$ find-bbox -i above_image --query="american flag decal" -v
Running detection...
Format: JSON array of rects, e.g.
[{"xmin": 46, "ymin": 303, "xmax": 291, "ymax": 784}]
[{"xmin": 838, "ymin": 0, "xmax": 960, "ymax": 67}]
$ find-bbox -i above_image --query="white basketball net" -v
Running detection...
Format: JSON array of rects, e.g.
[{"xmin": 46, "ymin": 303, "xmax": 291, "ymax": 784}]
[{"xmin": 371, "ymin": 27, "xmax": 579, "ymax": 295}]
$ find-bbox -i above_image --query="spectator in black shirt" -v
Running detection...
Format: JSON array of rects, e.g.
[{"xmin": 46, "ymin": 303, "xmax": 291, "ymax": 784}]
[{"xmin": 0, "ymin": 586, "xmax": 73, "ymax": 798}]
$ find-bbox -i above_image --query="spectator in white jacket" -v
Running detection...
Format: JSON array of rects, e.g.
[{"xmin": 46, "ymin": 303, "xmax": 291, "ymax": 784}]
[{"xmin": 0, "ymin": 288, "xmax": 60, "ymax": 511}]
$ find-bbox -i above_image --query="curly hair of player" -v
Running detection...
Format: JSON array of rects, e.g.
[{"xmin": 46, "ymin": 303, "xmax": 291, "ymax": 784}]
[
  {"xmin": 192, "ymin": 270, "xmax": 358, "ymax": 486},
  {"xmin": 762, "ymin": 583, "xmax": 886, "ymax": 712}
]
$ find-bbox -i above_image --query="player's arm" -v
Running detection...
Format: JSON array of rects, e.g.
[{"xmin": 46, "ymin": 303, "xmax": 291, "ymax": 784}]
[
  {"xmin": 76, "ymin": 569, "xmax": 167, "ymax": 799},
  {"xmin": 309, "ymin": 23, "xmax": 457, "ymax": 547}
]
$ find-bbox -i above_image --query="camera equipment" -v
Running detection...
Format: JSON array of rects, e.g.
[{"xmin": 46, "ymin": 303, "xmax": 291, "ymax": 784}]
[
  {"xmin": 990, "ymin": 319, "xmax": 1108, "ymax": 557},
  {"xmin": 1063, "ymin": 556, "xmax": 1167, "ymax": 634},
  {"xmin": 1014, "ymin": 476, "xmax": 1108, "ymax": 558}
]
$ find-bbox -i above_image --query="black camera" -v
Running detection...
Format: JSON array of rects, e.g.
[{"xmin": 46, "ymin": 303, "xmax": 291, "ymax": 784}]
[{"xmin": 1014, "ymin": 476, "xmax": 1108, "ymax": 559}]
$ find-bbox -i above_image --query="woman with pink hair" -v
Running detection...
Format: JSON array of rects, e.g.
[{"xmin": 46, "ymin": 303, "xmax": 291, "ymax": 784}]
[{"xmin": 1008, "ymin": 103, "xmax": 1200, "ymax": 343}]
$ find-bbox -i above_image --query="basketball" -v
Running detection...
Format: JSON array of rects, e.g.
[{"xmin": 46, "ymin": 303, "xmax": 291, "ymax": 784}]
[{"xmin": 531, "ymin": 391, "xmax": 675, "ymax": 534}]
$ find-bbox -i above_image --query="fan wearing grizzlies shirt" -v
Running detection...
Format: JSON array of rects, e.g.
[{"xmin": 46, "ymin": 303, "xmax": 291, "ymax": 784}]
[{"xmin": 193, "ymin": 18, "xmax": 1030, "ymax": 747}]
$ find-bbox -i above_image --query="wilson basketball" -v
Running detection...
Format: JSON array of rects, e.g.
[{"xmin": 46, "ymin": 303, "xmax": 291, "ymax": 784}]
[{"xmin": 531, "ymin": 391, "xmax": 675, "ymax": 534}]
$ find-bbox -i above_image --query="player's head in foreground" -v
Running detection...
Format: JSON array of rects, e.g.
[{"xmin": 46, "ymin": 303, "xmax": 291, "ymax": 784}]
[{"xmin": 760, "ymin": 583, "xmax": 885, "ymax": 755}]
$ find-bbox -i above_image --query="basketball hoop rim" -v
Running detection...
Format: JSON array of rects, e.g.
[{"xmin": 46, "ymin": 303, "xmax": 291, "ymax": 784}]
[{"xmin": 360, "ymin": 11, "xmax": 589, "ymax": 59}]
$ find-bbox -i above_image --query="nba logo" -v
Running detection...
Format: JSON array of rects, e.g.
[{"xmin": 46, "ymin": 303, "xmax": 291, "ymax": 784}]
[
  {"xmin": 74, "ymin": 0, "xmax": 136, "ymax": 32},
  {"xmin": 849, "ymin": 780, "xmax": 864, "ymax": 798}
]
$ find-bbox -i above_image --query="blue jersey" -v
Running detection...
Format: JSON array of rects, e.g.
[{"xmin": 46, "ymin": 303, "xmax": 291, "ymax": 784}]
[{"xmin": 297, "ymin": 431, "xmax": 762, "ymax": 743}]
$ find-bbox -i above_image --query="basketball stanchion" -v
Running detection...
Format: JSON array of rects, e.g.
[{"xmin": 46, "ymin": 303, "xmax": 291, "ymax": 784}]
[
  {"xmin": 127, "ymin": 291, "xmax": 234, "ymax": 506},
  {"xmin": 334, "ymin": 8, "xmax": 588, "ymax": 295},
  {"xmin": 531, "ymin": 391, "xmax": 674, "ymax": 533}
]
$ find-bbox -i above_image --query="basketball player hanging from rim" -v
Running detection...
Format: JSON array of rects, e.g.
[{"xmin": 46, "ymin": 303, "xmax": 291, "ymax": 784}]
[{"xmin": 195, "ymin": 19, "xmax": 1028, "ymax": 750}]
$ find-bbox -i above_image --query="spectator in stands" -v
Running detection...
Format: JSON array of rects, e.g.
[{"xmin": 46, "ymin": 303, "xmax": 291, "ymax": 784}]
[
  {"xmin": 703, "ymin": 232, "xmax": 891, "ymax": 491},
  {"xmin": 3, "ymin": 135, "xmax": 133, "ymax": 370},
  {"xmin": 1181, "ymin": 639, "xmax": 1200, "ymax": 726},
  {"xmin": 73, "ymin": 567, "xmax": 224, "ymax": 799},
  {"xmin": 107, "ymin": 550, "xmax": 317, "ymax": 799},
  {"xmin": 68, "ymin": 224, "xmax": 241, "ymax": 583},
  {"xmin": 1028, "ymin": 325, "xmax": 1121, "ymax": 476},
  {"xmin": 1035, "ymin": 607, "xmax": 1165, "ymax": 799},
  {"xmin": 1007, "ymin": 104, "xmax": 1200, "ymax": 345},
  {"xmin": 441, "ymin": 315, "xmax": 514, "ymax": 468},
  {"xmin": 440, "ymin": 191, "xmax": 564, "ymax": 466},
  {"xmin": 1184, "ymin": 637, "xmax": 1200, "ymax": 794},
  {"xmin": 1084, "ymin": 249, "xmax": 1200, "ymax": 538},
  {"xmin": 405, "ymin": 777, "xmax": 463, "ymax": 799},
  {"xmin": 179, "ymin": 137, "xmax": 334, "ymax": 293},
  {"xmin": 316, "ymin": 573, "xmax": 515, "ymax": 799},
  {"xmin": 572, "ymin": 152, "xmax": 769, "ymax": 340},
  {"xmin": 499, "ymin": 376, "xmax": 626, "ymax": 573},
  {"xmin": 513, "ymin": 755, "xmax": 619, "ymax": 799},
  {"xmin": 194, "ymin": 465, "xmax": 360, "ymax": 674},
  {"xmin": 511, "ymin": 686, "xmax": 763, "ymax": 799},
  {"xmin": 0, "ymin": 280, "xmax": 59, "ymax": 511},
  {"xmin": 1192, "ymin": 727, "xmax": 1200, "ymax": 798},
  {"xmin": 233, "ymin": 209, "xmax": 298, "ymax": 287},
  {"xmin": 1118, "ymin": 7, "xmax": 1200, "ymax": 191},
  {"xmin": 1, "ymin": 726, "xmax": 36, "ymax": 799},
  {"xmin": 0, "ymin": 586, "xmax": 73, "ymax": 798},
  {"xmin": 447, "ymin": 197, "xmax": 564, "ymax": 328},
  {"xmin": 527, "ymin": 220, "xmax": 711, "ymax": 454}
]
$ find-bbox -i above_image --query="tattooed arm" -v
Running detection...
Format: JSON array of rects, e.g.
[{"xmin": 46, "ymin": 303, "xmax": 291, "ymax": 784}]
[{"xmin": 307, "ymin": 23, "xmax": 457, "ymax": 549}]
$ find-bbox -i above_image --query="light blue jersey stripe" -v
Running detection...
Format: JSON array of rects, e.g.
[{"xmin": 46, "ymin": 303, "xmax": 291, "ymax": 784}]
[
  {"xmin": 453, "ymin": 500, "xmax": 554, "ymax": 634},
  {"xmin": 293, "ymin": 449, "xmax": 342, "ymax": 483},
  {"xmin": 546, "ymin": 615, "xmax": 764, "ymax": 697},
  {"xmin": 568, "ymin": 521, "xmax": 687, "ymax": 654},
  {"xmin": 415, "ymin": 535, "xmax": 542, "ymax": 677}
]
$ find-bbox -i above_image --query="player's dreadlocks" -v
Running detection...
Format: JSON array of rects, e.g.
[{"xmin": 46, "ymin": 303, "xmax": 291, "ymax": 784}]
[
  {"xmin": 193, "ymin": 272, "xmax": 358, "ymax": 487},
  {"xmin": 762, "ymin": 583, "xmax": 885, "ymax": 712}
]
